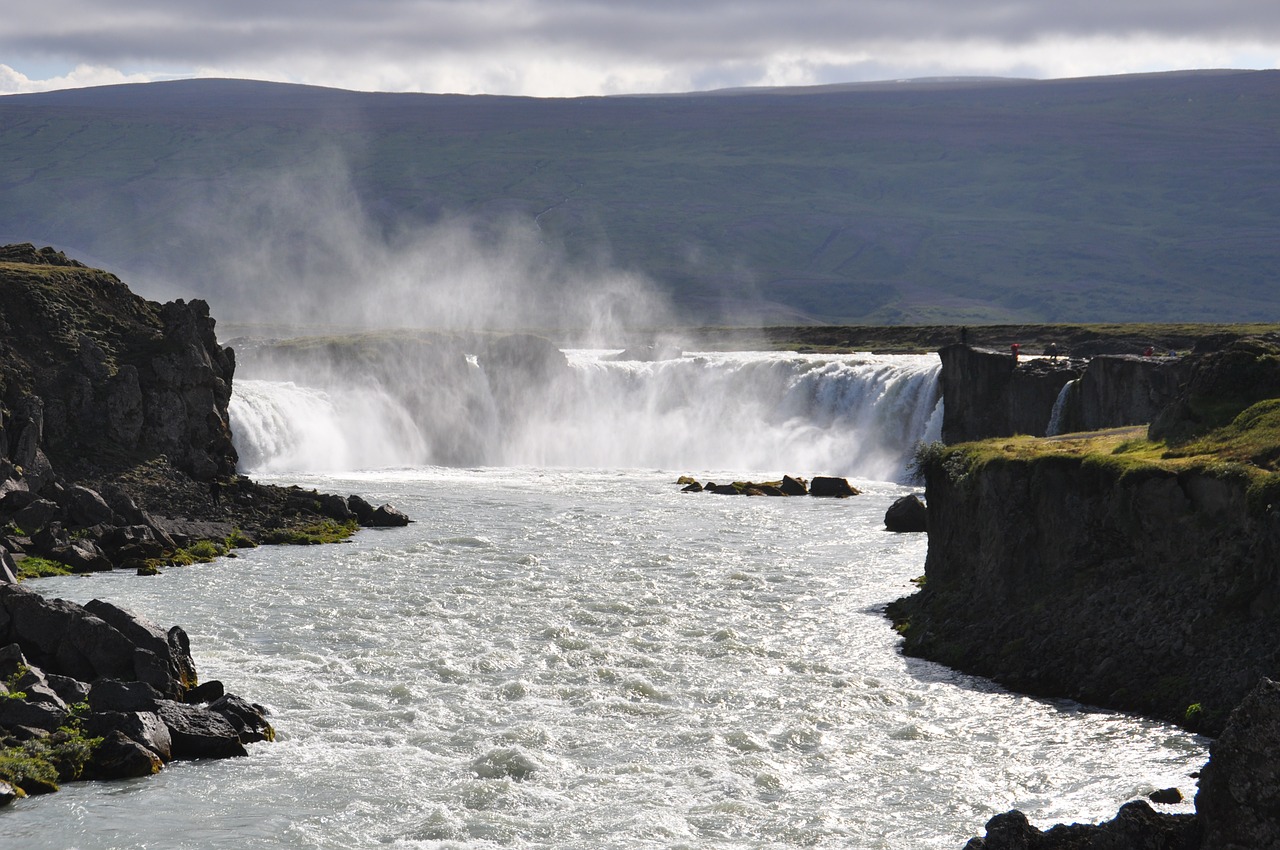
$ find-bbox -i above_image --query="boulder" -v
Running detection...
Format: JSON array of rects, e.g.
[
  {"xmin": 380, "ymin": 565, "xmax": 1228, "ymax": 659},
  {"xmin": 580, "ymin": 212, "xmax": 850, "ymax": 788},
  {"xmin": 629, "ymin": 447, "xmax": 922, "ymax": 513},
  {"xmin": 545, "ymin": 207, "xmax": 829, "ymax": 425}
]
[
  {"xmin": 0, "ymin": 695, "xmax": 67, "ymax": 732},
  {"xmin": 184, "ymin": 680, "xmax": 225, "ymax": 704},
  {"xmin": 153, "ymin": 700, "xmax": 248, "ymax": 760},
  {"xmin": 208, "ymin": 693, "xmax": 274, "ymax": 744},
  {"xmin": 884, "ymin": 494, "xmax": 928, "ymax": 532},
  {"xmin": 681, "ymin": 481, "xmax": 704, "ymax": 492},
  {"xmin": 83, "ymin": 710, "xmax": 173, "ymax": 762},
  {"xmin": 87, "ymin": 679, "xmax": 163, "ymax": 714},
  {"xmin": 85, "ymin": 730, "xmax": 164, "ymax": 779},
  {"xmin": 0, "ymin": 547, "xmax": 15, "ymax": 584},
  {"xmin": 0, "ymin": 780, "xmax": 17, "ymax": 807},
  {"xmin": 781, "ymin": 475, "xmax": 808, "ymax": 496},
  {"xmin": 346, "ymin": 494, "xmax": 375, "ymax": 524},
  {"xmin": 13, "ymin": 499, "xmax": 60, "ymax": 534},
  {"xmin": 809, "ymin": 476, "xmax": 860, "ymax": 498},
  {"xmin": 84, "ymin": 599, "xmax": 197, "ymax": 697},
  {"xmin": 368, "ymin": 504, "xmax": 410, "ymax": 527},
  {"xmin": 48, "ymin": 539, "xmax": 113, "ymax": 573},
  {"xmin": 316, "ymin": 492, "xmax": 353, "ymax": 521},
  {"xmin": 61, "ymin": 485, "xmax": 116, "ymax": 528}
]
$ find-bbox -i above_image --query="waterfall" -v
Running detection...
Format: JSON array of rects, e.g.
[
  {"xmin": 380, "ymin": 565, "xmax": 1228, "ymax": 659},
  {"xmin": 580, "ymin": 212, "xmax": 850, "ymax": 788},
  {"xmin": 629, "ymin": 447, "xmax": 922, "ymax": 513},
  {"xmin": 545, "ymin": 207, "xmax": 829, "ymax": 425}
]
[
  {"xmin": 230, "ymin": 350, "xmax": 943, "ymax": 481},
  {"xmin": 1046, "ymin": 378, "xmax": 1078, "ymax": 437},
  {"xmin": 229, "ymin": 380, "xmax": 429, "ymax": 473}
]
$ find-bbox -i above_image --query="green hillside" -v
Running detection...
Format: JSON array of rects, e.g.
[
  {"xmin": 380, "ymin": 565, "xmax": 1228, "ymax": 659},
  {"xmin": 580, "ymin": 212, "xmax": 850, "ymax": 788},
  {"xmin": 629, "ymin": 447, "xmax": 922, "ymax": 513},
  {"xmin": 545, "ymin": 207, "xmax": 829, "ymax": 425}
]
[{"xmin": 0, "ymin": 71, "xmax": 1277, "ymax": 327}]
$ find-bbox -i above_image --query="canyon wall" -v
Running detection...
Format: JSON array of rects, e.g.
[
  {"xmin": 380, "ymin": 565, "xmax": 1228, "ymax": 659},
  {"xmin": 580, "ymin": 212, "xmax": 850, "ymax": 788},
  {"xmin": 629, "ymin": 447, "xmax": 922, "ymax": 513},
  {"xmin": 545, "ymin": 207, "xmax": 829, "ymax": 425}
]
[
  {"xmin": 938, "ymin": 344, "xmax": 1193, "ymax": 443},
  {"xmin": 891, "ymin": 447, "xmax": 1280, "ymax": 735}
]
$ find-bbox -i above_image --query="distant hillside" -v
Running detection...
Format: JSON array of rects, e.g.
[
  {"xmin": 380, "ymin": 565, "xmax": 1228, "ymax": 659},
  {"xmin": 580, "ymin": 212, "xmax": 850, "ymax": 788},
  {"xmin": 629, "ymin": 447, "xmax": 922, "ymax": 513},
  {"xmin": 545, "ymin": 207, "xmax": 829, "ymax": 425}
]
[{"xmin": 0, "ymin": 71, "xmax": 1277, "ymax": 327}]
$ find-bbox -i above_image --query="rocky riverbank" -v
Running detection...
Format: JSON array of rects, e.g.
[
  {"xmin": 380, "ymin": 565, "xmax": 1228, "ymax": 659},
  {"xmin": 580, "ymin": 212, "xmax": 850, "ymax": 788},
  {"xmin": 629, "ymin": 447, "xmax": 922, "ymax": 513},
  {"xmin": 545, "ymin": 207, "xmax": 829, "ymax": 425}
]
[
  {"xmin": 895, "ymin": 335, "xmax": 1280, "ymax": 846},
  {"xmin": 0, "ymin": 243, "xmax": 409, "ymax": 801}
]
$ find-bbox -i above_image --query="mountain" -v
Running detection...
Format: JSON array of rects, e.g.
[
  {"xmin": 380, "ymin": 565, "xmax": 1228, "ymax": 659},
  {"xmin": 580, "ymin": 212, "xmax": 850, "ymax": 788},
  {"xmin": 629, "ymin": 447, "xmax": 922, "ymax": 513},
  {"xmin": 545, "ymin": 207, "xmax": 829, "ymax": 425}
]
[{"xmin": 0, "ymin": 71, "xmax": 1277, "ymax": 327}]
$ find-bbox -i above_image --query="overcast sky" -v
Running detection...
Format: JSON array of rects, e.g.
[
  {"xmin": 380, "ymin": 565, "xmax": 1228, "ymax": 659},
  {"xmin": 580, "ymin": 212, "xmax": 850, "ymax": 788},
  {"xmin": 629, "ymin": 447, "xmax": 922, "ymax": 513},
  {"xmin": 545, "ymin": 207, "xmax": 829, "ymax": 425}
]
[{"xmin": 2, "ymin": 0, "xmax": 1278, "ymax": 96}]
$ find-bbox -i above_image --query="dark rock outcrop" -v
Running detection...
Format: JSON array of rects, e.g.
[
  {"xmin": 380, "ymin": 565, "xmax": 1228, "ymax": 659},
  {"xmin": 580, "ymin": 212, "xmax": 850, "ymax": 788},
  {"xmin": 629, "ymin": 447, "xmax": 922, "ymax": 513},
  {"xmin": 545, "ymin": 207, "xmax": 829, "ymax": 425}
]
[
  {"xmin": 884, "ymin": 493, "xmax": 928, "ymax": 532},
  {"xmin": 0, "ymin": 245, "xmax": 411, "ymax": 582},
  {"xmin": 890, "ymin": 447, "xmax": 1280, "ymax": 736},
  {"xmin": 965, "ymin": 677, "xmax": 1280, "ymax": 849},
  {"xmin": 963, "ymin": 802, "xmax": 1199, "ymax": 849},
  {"xmin": 1151, "ymin": 337, "xmax": 1280, "ymax": 444},
  {"xmin": 809, "ymin": 476, "xmax": 860, "ymax": 497},
  {"xmin": 938, "ymin": 344, "xmax": 1191, "ymax": 443},
  {"xmin": 1196, "ymin": 678, "xmax": 1280, "ymax": 849},
  {"xmin": 0, "ymin": 583, "xmax": 271, "ymax": 796}
]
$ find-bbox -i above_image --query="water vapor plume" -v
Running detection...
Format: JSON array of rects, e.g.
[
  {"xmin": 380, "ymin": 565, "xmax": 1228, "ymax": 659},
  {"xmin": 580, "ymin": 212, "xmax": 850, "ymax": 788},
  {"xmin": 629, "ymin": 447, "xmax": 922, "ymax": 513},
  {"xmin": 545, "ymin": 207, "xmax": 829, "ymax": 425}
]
[{"xmin": 150, "ymin": 152, "xmax": 675, "ymax": 342}]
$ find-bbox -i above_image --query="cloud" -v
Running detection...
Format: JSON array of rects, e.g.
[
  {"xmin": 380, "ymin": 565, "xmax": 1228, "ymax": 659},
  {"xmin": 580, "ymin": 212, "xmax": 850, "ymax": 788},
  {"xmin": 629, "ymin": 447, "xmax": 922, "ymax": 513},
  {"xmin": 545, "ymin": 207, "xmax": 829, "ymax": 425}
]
[
  {"xmin": 0, "ymin": 62, "xmax": 160, "ymax": 94},
  {"xmin": 1, "ymin": 1, "xmax": 1277, "ymax": 95}
]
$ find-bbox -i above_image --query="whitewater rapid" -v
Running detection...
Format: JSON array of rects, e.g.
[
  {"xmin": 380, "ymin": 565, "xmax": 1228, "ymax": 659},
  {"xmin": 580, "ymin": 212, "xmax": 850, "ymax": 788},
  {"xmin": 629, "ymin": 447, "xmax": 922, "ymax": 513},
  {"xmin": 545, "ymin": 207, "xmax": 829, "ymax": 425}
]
[
  {"xmin": 13, "ymin": 469, "xmax": 1206, "ymax": 849},
  {"xmin": 229, "ymin": 350, "xmax": 944, "ymax": 481}
]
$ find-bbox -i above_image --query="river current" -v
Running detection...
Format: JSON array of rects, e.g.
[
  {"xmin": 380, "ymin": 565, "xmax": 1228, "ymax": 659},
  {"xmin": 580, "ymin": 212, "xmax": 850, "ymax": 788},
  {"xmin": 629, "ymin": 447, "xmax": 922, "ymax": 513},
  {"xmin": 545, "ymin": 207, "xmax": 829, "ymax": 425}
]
[{"xmin": 8, "ymin": 352, "xmax": 1206, "ymax": 848}]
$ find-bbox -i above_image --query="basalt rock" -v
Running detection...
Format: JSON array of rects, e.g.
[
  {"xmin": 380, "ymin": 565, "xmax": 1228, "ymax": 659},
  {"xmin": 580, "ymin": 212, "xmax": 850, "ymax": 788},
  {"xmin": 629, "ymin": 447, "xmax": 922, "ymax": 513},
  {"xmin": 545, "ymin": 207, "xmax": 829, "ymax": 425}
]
[
  {"xmin": 891, "ymin": 449, "xmax": 1280, "ymax": 736},
  {"xmin": 1196, "ymin": 677, "xmax": 1280, "ymax": 849},
  {"xmin": 809, "ymin": 476, "xmax": 860, "ymax": 497},
  {"xmin": 938, "ymin": 344, "xmax": 1190, "ymax": 443},
  {"xmin": 963, "ymin": 802, "xmax": 1199, "ymax": 849},
  {"xmin": 0, "ymin": 582, "xmax": 272, "ymax": 795},
  {"xmin": 884, "ymin": 493, "xmax": 928, "ymax": 532}
]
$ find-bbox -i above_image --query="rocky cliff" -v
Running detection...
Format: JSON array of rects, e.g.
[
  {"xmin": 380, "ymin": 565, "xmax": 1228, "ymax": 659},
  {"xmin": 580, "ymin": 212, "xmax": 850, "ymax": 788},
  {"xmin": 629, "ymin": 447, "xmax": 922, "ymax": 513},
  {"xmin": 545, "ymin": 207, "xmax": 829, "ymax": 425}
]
[
  {"xmin": 891, "ymin": 440, "xmax": 1280, "ymax": 735},
  {"xmin": 0, "ymin": 244, "xmax": 410, "ymax": 802},
  {"xmin": 939, "ymin": 344, "xmax": 1193, "ymax": 443},
  {"xmin": 0, "ymin": 243, "xmax": 236, "ymax": 484}
]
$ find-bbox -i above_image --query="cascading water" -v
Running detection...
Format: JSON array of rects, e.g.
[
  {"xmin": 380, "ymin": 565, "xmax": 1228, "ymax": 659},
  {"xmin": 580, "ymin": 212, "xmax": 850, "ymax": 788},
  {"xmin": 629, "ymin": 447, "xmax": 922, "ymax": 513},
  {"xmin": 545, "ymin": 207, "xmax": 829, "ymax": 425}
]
[
  {"xmin": 229, "ymin": 379, "xmax": 429, "ymax": 472},
  {"xmin": 229, "ymin": 351, "xmax": 943, "ymax": 480},
  {"xmin": 1046, "ymin": 378, "xmax": 1078, "ymax": 437}
]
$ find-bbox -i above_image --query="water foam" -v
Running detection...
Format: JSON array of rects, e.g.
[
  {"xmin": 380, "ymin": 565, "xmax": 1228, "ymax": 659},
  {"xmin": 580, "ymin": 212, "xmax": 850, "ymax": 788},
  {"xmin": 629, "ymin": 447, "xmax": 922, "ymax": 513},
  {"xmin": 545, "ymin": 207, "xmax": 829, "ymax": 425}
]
[{"xmin": 231, "ymin": 351, "xmax": 943, "ymax": 480}]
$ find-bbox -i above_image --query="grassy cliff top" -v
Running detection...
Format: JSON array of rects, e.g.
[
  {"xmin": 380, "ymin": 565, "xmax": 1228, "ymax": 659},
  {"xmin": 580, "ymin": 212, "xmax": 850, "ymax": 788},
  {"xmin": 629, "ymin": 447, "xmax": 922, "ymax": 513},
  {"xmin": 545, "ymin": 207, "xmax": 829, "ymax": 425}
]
[{"xmin": 933, "ymin": 399, "xmax": 1280, "ymax": 510}]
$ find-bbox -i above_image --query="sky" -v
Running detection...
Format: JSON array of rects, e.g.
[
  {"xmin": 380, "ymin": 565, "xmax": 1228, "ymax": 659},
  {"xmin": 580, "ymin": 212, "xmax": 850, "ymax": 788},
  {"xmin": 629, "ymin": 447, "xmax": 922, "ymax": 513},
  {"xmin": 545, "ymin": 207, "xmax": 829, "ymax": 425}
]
[{"xmin": 1, "ymin": 0, "xmax": 1278, "ymax": 97}]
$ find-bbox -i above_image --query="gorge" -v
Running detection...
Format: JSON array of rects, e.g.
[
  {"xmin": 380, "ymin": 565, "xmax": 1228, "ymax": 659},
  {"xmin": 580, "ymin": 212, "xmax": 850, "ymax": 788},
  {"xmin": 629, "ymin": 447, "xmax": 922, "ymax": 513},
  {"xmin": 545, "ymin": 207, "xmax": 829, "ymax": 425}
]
[{"xmin": 4, "ymin": 244, "xmax": 1279, "ymax": 848}]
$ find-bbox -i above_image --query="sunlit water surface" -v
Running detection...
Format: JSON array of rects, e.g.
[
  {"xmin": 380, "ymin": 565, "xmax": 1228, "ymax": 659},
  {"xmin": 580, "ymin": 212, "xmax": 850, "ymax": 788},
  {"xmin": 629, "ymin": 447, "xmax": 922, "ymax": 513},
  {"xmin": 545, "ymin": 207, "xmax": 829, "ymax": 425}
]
[{"xmin": 11, "ymin": 468, "xmax": 1205, "ymax": 849}]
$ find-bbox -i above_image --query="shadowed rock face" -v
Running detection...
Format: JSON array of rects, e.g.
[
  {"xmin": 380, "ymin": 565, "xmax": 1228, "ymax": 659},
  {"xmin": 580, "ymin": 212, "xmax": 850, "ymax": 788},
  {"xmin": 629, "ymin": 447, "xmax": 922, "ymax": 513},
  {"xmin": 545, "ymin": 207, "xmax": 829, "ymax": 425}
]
[
  {"xmin": 0, "ymin": 243, "xmax": 237, "ymax": 482},
  {"xmin": 963, "ymin": 678, "xmax": 1280, "ymax": 849},
  {"xmin": 937, "ymin": 344, "xmax": 1192, "ymax": 444},
  {"xmin": 1196, "ymin": 678, "xmax": 1280, "ymax": 850},
  {"xmin": 893, "ymin": 449, "xmax": 1280, "ymax": 737}
]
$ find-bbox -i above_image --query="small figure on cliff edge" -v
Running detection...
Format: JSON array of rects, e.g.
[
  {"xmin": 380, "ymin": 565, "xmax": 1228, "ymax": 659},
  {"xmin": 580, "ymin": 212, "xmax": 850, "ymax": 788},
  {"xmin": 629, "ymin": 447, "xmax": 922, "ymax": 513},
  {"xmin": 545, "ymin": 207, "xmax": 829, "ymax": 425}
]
[
  {"xmin": 1045, "ymin": 342, "xmax": 1060, "ymax": 362},
  {"xmin": 1143, "ymin": 346, "xmax": 1154, "ymax": 357},
  {"xmin": 1010, "ymin": 342, "xmax": 1020, "ymax": 363}
]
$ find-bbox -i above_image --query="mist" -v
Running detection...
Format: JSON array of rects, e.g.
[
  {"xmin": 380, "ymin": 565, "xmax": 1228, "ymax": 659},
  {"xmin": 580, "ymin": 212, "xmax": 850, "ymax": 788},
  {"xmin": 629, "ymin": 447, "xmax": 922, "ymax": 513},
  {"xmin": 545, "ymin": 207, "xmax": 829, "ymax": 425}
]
[{"xmin": 138, "ymin": 151, "xmax": 676, "ymax": 343}]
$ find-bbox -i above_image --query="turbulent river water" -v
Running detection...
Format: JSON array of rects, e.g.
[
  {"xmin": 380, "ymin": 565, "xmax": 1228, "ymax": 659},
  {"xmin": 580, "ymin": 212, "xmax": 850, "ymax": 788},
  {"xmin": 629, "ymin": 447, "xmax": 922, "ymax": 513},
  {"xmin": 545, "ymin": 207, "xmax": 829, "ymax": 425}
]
[{"xmin": 10, "ymin": 351, "xmax": 1206, "ymax": 849}]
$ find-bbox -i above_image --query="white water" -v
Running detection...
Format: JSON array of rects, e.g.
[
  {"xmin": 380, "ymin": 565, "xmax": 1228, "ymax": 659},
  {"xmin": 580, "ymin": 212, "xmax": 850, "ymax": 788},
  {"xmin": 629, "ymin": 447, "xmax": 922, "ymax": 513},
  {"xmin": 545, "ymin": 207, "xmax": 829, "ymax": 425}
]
[
  {"xmin": 230, "ymin": 351, "xmax": 944, "ymax": 482},
  {"xmin": 1046, "ymin": 380, "xmax": 1078, "ymax": 437},
  {"xmin": 13, "ymin": 469, "xmax": 1206, "ymax": 849},
  {"xmin": 8, "ymin": 354, "xmax": 1208, "ymax": 847}
]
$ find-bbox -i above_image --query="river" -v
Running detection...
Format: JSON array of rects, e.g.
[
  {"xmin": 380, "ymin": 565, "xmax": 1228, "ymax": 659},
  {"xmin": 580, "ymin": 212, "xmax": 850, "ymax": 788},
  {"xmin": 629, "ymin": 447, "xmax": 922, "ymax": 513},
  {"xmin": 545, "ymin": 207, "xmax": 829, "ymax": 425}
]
[{"xmin": 6, "ymin": 351, "xmax": 1206, "ymax": 848}]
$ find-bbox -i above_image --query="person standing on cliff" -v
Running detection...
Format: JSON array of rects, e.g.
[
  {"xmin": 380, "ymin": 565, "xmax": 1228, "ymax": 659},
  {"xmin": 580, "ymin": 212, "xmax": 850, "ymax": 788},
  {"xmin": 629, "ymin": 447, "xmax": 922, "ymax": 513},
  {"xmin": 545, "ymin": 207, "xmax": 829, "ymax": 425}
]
[{"xmin": 1010, "ymin": 342, "xmax": 1020, "ymax": 363}]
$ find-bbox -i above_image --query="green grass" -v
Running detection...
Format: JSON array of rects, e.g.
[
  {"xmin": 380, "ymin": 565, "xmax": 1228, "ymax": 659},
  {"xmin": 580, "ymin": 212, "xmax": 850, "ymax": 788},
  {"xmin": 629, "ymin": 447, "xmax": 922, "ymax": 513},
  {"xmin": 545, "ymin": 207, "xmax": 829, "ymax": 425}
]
[
  {"xmin": 15, "ymin": 556, "xmax": 72, "ymax": 581},
  {"xmin": 0, "ymin": 706, "xmax": 102, "ymax": 795},
  {"xmin": 927, "ymin": 399, "xmax": 1280, "ymax": 514},
  {"xmin": 262, "ymin": 519, "xmax": 359, "ymax": 546}
]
